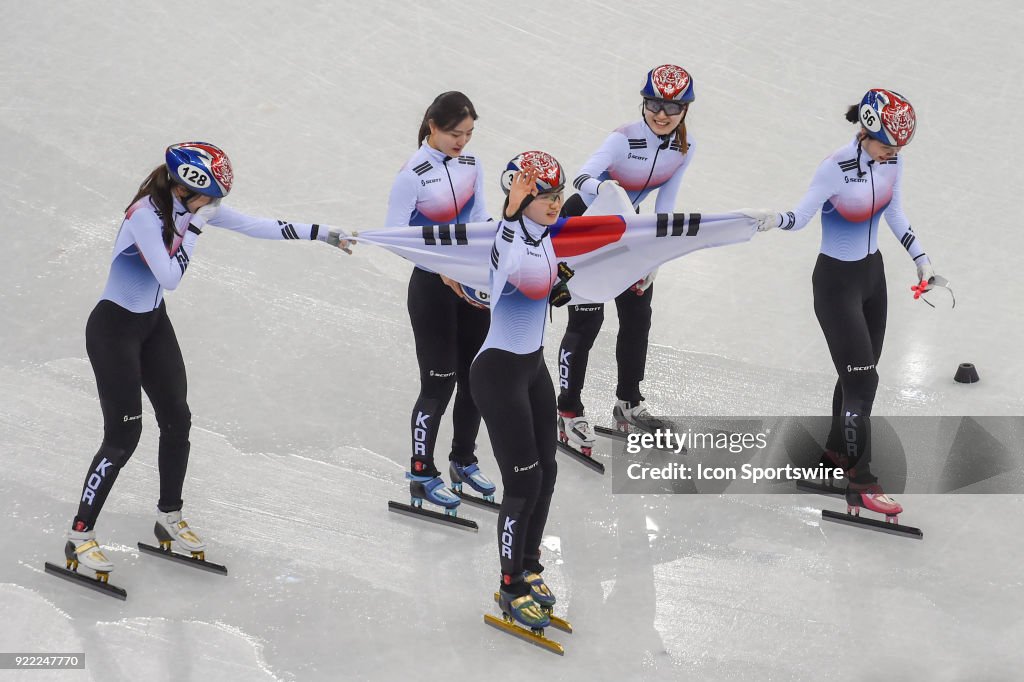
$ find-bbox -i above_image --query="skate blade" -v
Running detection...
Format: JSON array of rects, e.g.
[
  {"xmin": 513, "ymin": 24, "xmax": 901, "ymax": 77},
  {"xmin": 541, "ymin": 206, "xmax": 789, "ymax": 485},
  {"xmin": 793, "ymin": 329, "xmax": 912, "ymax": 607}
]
[
  {"xmin": 492, "ymin": 592, "xmax": 572, "ymax": 633},
  {"xmin": 820, "ymin": 509, "xmax": 923, "ymax": 539},
  {"xmin": 453, "ymin": 490, "xmax": 501, "ymax": 512},
  {"xmin": 387, "ymin": 501, "xmax": 479, "ymax": 531},
  {"xmin": 44, "ymin": 562, "xmax": 127, "ymax": 600},
  {"xmin": 795, "ymin": 480, "xmax": 847, "ymax": 498},
  {"xmin": 555, "ymin": 441, "xmax": 605, "ymax": 475},
  {"xmin": 483, "ymin": 614, "xmax": 564, "ymax": 655},
  {"xmin": 137, "ymin": 543, "xmax": 229, "ymax": 574}
]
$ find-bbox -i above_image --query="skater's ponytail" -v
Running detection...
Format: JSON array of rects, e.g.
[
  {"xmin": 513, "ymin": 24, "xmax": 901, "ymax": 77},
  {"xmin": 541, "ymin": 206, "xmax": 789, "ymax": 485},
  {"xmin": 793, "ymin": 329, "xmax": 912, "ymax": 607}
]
[
  {"xmin": 674, "ymin": 118, "xmax": 690, "ymax": 155},
  {"xmin": 127, "ymin": 166, "xmax": 177, "ymax": 249}
]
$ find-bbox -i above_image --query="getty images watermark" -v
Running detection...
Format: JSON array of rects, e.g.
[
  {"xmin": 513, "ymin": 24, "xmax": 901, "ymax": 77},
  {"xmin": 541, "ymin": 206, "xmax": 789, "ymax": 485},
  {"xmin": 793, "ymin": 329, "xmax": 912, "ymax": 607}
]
[
  {"xmin": 608, "ymin": 416, "xmax": 1024, "ymax": 494},
  {"xmin": 623, "ymin": 428, "xmax": 844, "ymax": 485}
]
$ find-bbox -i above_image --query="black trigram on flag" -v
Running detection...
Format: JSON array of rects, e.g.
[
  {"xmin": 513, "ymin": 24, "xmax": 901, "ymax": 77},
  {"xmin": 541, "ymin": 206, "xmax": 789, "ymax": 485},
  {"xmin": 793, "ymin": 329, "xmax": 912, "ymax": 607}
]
[
  {"xmin": 655, "ymin": 213, "xmax": 701, "ymax": 237},
  {"xmin": 421, "ymin": 223, "xmax": 469, "ymax": 246}
]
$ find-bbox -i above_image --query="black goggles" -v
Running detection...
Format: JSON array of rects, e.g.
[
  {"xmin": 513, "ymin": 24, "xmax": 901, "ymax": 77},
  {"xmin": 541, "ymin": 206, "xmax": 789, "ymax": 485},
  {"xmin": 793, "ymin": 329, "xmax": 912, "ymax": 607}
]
[{"xmin": 644, "ymin": 98, "xmax": 687, "ymax": 116}]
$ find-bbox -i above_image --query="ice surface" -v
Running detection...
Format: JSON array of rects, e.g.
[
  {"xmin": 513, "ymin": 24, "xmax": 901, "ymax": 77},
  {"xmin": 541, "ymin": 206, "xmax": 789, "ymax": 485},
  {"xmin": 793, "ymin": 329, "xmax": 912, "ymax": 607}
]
[{"xmin": 1, "ymin": 1, "xmax": 1022, "ymax": 679}]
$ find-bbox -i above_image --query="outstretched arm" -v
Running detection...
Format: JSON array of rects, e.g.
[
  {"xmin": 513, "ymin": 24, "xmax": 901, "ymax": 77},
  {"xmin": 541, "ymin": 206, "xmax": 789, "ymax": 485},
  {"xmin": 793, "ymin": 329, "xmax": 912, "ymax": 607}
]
[
  {"xmin": 201, "ymin": 204, "xmax": 352, "ymax": 253},
  {"xmin": 884, "ymin": 160, "xmax": 932, "ymax": 284},
  {"xmin": 742, "ymin": 157, "xmax": 840, "ymax": 232}
]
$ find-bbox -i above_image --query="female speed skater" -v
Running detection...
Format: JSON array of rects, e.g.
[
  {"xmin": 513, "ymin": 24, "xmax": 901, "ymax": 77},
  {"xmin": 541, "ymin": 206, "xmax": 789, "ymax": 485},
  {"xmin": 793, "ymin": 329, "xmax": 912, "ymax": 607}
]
[
  {"xmin": 754, "ymin": 89, "xmax": 940, "ymax": 522},
  {"xmin": 555, "ymin": 64, "xmax": 697, "ymax": 456},
  {"xmin": 385, "ymin": 91, "xmax": 497, "ymax": 516},
  {"xmin": 470, "ymin": 152, "xmax": 568, "ymax": 637},
  {"xmin": 58, "ymin": 142, "xmax": 352, "ymax": 585}
]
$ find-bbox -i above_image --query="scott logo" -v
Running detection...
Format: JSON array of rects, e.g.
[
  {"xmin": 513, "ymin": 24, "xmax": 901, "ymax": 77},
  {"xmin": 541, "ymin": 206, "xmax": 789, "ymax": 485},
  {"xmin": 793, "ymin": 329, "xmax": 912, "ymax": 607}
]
[
  {"xmin": 847, "ymin": 364, "xmax": 875, "ymax": 373},
  {"xmin": 81, "ymin": 458, "xmax": 113, "ymax": 506},
  {"xmin": 123, "ymin": 413, "xmax": 142, "ymax": 423}
]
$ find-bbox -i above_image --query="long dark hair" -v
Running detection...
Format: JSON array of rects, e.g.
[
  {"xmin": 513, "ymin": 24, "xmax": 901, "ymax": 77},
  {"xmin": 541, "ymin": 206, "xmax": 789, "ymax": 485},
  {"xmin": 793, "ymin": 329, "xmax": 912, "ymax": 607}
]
[
  {"xmin": 674, "ymin": 115, "xmax": 690, "ymax": 154},
  {"xmin": 126, "ymin": 165, "xmax": 177, "ymax": 248},
  {"xmin": 417, "ymin": 91, "xmax": 478, "ymax": 146}
]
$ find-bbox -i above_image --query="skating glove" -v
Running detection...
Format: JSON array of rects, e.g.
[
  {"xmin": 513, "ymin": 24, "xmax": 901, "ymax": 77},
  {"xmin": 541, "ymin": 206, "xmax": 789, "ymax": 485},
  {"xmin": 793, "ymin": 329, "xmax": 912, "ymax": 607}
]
[
  {"xmin": 629, "ymin": 269, "xmax": 658, "ymax": 296},
  {"xmin": 189, "ymin": 200, "xmax": 221, "ymax": 231},
  {"xmin": 916, "ymin": 258, "xmax": 935, "ymax": 290},
  {"xmin": 326, "ymin": 226, "xmax": 354, "ymax": 254},
  {"xmin": 736, "ymin": 208, "xmax": 782, "ymax": 232},
  {"xmin": 911, "ymin": 258, "xmax": 936, "ymax": 299}
]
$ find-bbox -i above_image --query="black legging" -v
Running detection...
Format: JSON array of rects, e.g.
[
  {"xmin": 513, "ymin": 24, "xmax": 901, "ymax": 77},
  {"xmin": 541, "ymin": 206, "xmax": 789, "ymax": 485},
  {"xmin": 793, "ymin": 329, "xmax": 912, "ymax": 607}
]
[
  {"xmin": 470, "ymin": 348, "xmax": 557, "ymax": 592},
  {"xmin": 75, "ymin": 300, "xmax": 192, "ymax": 530},
  {"xmin": 813, "ymin": 251, "xmax": 887, "ymax": 483},
  {"xmin": 556, "ymin": 192, "xmax": 653, "ymax": 412},
  {"xmin": 407, "ymin": 267, "xmax": 490, "ymax": 476}
]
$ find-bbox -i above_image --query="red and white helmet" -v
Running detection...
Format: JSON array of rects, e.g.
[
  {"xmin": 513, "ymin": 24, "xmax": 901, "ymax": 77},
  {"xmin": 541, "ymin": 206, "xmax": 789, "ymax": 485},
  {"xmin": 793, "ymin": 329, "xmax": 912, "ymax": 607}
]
[
  {"xmin": 858, "ymin": 89, "xmax": 916, "ymax": 146},
  {"xmin": 165, "ymin": 141, "xmax": 234, "ymax": 198},
  {"xmin": 500, "ymin": 151, "xmax": 564, "ymax": 195},
  {"xmin": 641, "ymin": 64, "xmax": 695, "ymax": 103}
]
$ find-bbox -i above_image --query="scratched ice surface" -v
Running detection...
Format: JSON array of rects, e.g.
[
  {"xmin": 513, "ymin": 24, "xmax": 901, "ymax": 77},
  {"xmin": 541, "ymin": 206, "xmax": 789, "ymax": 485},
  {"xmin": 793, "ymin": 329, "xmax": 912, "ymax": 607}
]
[{"xmin": 1, "ymin": 1, "xmax": 1022, "ymax": 680}]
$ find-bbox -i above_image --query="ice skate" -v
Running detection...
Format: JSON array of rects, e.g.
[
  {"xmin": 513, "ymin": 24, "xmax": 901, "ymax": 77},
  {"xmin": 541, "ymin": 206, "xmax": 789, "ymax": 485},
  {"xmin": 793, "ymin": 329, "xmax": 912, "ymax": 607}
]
[
  {"xmin": 498, "ymin": 587, "xmax": 550, "ymax": 629},
  {"xmin": 558, "ymin": 410, "xmax": 595, "ymax": 456},
  {"xmin": 65, "ymin": 527, "xmax": 114, "ymax": 579},
  {"xmin": 407, "ymin": 473, "xmax": 461, "ymax": 512},
  {"xmin": 524, "ymin": 571, "xmax": 573, "ymax": 632},
  {"xmin": 44, "ymin": 526, "xmax": 127, "ymax": 599},
  {"xmin": 845, "ymin": 484, "xmax": 903, "ymax": 523},
  {"xmin": 819, "ymin": 483, "xmax": 922, "ymax": 539},
  {"xmin": 524, "ymin": 571, "xmax": 556, "ymax": 610},
  {"xmin": 138, "ymin": 508, "xmax": 228, "ymax": 574},
  {"xmin": 449, "ymin": 461, "xmax": 500, "ymax": 511},
  {"xmin": 387, "ymin": 472, "xmax": 478, "ymax": 531},
  {"xmin": 613, "ymin": 400, "xmax": 671, "ymax": 434},
  {"xmin": 449, "ymin": 461, "xmax": 495, "ymax": 499},
  {"xmin": 555, "ymin": 409, "xmax": 605, "ymax": 474},
  {"xmin": 484, "ymin": 587, "xmax": 564, "ymax": 655},
  {"xmin": 155, "ymin": 508, "xmax": 207, "ymax": 559}
]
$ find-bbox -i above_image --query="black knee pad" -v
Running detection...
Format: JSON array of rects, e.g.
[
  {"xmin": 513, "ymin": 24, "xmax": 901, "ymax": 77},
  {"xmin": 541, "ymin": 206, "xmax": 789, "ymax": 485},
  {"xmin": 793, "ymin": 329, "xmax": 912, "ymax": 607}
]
[
  {"xmin": 418, "ymin": 369, "xmax": 457, "ymax": 400},
  {"xmin": 157, "ymin": 403, "xmax": 191, "ymax": 443},
  {"xmin": 105, "ymin": 417, "xmax": 143, "ymax": 455},
  {"xmin": 567, "ymin": 305, "xmax": 605, "ymax": 347},
  {"xmin": 843, "ymin": 367, "xmax": 879, "ymax": 412},
  {"xmin": 502, "ymin": 462, "xmax": 543, "ymax": 499},
  {"xmin": 94, "ymin": 441, "xmax": 134, "ymax": 470}
]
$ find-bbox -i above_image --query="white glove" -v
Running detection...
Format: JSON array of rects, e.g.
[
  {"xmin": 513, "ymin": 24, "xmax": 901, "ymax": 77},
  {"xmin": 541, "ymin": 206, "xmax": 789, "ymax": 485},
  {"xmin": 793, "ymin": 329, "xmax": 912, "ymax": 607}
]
[
  {"xmin": 598, "ymin": 179, "xmax": 621, "ymax": 193},
  {"xmin": 326, "ymin": 226, "xmax": 354, "ymax": 254},
  {"xmin": 737, "ymin": 208, "xmax": 781, "ymax": 232},
  {"xmin": 629, "ymin": 269, "xmax": 658, "ymax": 295},
  {"xmin": 189, "ymin": 199, "xmax": 220, "ymax": 230},
  {"xmin": 916, "ymin": 259, "xmax": 935, "ymax": 290}
]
